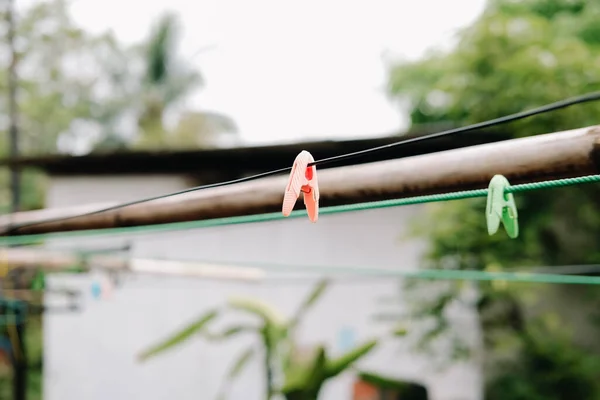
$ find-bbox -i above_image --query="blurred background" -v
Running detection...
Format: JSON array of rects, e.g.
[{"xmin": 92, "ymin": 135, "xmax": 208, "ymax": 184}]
[{"xmin": 0, "ymin": 0, "xmax": 600, "ymax": 399}]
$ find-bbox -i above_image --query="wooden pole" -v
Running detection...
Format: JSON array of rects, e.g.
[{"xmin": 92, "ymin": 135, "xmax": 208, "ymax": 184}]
[{"xmin": 1, "ymin": 125, "xmax": 600, "ymax": 236}]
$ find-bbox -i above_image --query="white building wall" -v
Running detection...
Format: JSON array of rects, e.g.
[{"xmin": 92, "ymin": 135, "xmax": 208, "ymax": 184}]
[
  {"xmin": 42, "ymin": 174, "xmax": 484, "ymax": 400},
  {"xmin": 46, "ymin": 175, "xmax": 195, "ymax": 208}
]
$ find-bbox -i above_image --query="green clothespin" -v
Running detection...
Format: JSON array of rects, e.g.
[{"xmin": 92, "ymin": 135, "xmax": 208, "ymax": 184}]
[{"xmin": 486, "ymin": 174, "xmax": 519, "ymax": 238}]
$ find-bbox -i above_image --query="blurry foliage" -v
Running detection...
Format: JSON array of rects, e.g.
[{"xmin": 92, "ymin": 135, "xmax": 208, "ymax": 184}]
[
  {"xmin": 0, "ymin": 315, "xmax": 44, "ymax": 400},
  {"xmin": 0, "ymin": 1, "xmax": 239, "ymax": 397},
  {"xmin": 0, "ymin": 0, "xmax": 239, "ymax": 209},
  {"xmin": 131, "ymin": 12, "xmax": 238, "ymax": 150},
  {"xmin": 0, "ymin": 168, "xmax": 44, "ymax": 212},
  {"xmin": 0, "ymin": 0, "xmax": 237, "ymax": 157},
  {"xmin": 0, "ymin": 0, "xmax": 128, "ymax": 155},
  {"xmin": 138, "ymin": 280, "xmax": 391, "ymax": 400},
  {"xmin": 388, "ymin": 0, "xmax": 600, "ymax": 398},
  {"xmin": 486, "ymin": 318, "xmax": 600, "ymax": 400},
  {"xmin": 25, "ymin": 316, "xmax": 44, "ymax": 400},
  {"xmin": 389, "ymin": 0, "xmax": 600, "ymax": 137}
]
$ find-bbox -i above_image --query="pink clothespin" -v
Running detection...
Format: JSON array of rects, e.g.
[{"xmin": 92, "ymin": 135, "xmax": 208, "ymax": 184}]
[{"xmin": 282, "ymin": 150, "xmax": 319, "ymax": 222}]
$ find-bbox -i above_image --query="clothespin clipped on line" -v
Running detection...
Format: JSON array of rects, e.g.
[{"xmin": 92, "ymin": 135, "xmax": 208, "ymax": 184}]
[
  {"xmin": 486, "ymin": 174, "xmax": 519, "ymax": 239},
  {"xmin": 282, "ymin": 150, "xmax": 320, "ymax": 222}
]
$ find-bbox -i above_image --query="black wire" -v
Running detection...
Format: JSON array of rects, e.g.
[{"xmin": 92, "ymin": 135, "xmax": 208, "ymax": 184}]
[
  {"xmin": 5, "ymin": 166, "xmax": 292, "ymax": 233},
  {"xmin": 310, "ymin": 90, "xmax": 600, "ymax": 167},
  {"xmin": 7, "ymin": 90, "xmax": 600, "ymax": 233}
]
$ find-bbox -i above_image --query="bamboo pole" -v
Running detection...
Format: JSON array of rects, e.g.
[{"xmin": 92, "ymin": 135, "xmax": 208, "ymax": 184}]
[
  {"xmin": 1, "ymin": 125, "xmax": 600, "ymax": 236},
  {"xmin": 0, "ymin": 248, "xmax": 264, "ymax": 281}
]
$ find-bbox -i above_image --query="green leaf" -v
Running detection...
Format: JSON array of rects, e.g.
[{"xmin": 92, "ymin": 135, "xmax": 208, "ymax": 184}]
[
  {"xmin": 289, "ymin": 279, "xmax": 329, "ymax": 329},
  {"xmin": 228, "ymin": 297, "xmax": 288, "ymax": 347},
  {"xmin": 306, "ymin": 346, "xmax": 327, "ymax": 388},
  {"xmin": 203, "ymin": 325, "xmax": 257, "ymax": 342},
  {"xmin": 137, "ymin": 310, "xmax": 218, "ymax": 362},
  {"xmin": 227, "ymin": 296, "xmax": 288, "ymax": 372},
  {"xmin": 228, "ymin": 297, "xmax": 286, "ymax": 326},
  {"xmin": 227, "ymin": 346, "xmax": 256, "ymax": 380},
  {"xmin": 281, "ymin": 345, "xmax": 327, "ymax": 395},
  {"xmin": 215, "ymin": 346, "xmax": 256, "ymax": 398},
  {"xmin": 357, "ymin": 371, "xmax": 428, "ymax": 395},
  {"xmin": 325, "ymin": 339, "xmax": 378, "ymax": 378},
  {"xmin": 392, "ymin": 326, "xmax": 408, "ymax": 337},
  {"xmin": 229, "ymin": 297, "xmax": 284, "ymax": 323}
]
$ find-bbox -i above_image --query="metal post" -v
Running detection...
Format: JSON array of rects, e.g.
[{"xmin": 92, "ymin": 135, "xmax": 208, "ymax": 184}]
[
  {"xmin": 12, "ymin": 306, "xmax": 26, "ymax": 400},
  {"xmin": 6, "ymin": 0, "xmax": 20, "ymax": 213},
  {"xmin": 5, "ymin": 2, "xmax": 26, "ymax": 398}
]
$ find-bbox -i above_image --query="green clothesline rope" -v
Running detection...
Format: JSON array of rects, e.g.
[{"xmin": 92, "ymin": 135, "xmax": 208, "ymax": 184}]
[{"xmin": 1, "ymin": 174, "xmax": 599, "ymax": 247}]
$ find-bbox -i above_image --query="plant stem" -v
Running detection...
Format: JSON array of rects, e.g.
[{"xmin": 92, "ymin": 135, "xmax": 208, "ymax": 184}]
[{"xmin": 264, "ymin": 337, "xmax": 274, "ymax": 399}]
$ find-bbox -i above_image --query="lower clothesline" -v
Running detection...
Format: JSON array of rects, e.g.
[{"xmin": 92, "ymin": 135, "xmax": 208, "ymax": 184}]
[{"xmin": 90, "ymin": 258, "xmax": 600, "ymax": 286}]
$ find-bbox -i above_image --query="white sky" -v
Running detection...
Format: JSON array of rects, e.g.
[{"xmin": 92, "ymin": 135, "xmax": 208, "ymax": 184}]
[{"xmin": 23, "ymin": 0, "xmax": 487, "ymax": 146}]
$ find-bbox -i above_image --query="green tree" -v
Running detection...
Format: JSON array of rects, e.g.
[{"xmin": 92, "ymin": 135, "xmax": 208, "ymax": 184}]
[
  {"xmin": 0, "ymin": 0, "xmax": 133, "ymax": 209},
  {"xmin": 0, "ymin": 0, "xmax": 130, "ymax": 156},
  {"xmin": 130, "ymin": 12, "xmax": 238, "ymax": 150},
  {"xmin": 0, "ymin": 1, "xmax": 237, "ymax": 157},
  {"xmin": 0, "ymin": 2, "xmax": 239, "ymax": 209},
  {"xmin": 388, "ymin": 0, "xmax": 600, "ymax": 398}
]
